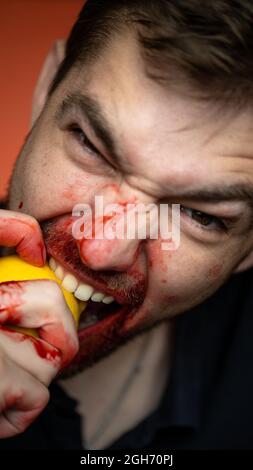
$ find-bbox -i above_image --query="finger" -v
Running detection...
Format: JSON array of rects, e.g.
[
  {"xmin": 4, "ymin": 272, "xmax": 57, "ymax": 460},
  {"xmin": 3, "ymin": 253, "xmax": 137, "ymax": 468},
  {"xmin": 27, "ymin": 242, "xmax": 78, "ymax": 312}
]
[
  {"xmin": 0, "ymin": 210, "xmax": 46, "ymax": 266},
  {"xmin": 0, "ymin": 327, "xmax": 61, "ymax": 385},
  {"xmin": 0, "ymin": 280, "xmax": 79, "ymax": 368},
  {"xmin": 0, "ymin": 355, "xmax": 49, "ymax": 438}
]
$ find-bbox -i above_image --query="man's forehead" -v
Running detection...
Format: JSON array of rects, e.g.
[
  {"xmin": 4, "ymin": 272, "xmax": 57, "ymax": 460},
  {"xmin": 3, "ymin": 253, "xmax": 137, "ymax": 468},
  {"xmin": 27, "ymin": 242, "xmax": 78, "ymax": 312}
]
[
  {"xmin": 56, "ymin": 80, "xmax": 253, "ymax": 170},
  {"xmin": 54, "ymin": 25, "xmax": 253, "ymax": 169},
  {"xmin": 55, "ymin": 31, "xmax": 253, "ymax": 202},
  {"xmin": 66, "ymin": 55, "xmax": 253, "ymax": 154}
]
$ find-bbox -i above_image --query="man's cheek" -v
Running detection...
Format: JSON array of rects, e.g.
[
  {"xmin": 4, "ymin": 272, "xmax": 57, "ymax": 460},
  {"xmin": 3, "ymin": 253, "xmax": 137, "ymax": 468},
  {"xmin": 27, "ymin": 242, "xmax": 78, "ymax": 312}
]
[
  {"xmin": 147, "ymin": 241, "xmax": 184, "ymax": 294},
  {"xmin": 207, "ymin": 263, "xmax": 224, "ymax": 279},
  {"xmin": 61, "ymin": 172, "xmax": 106, "ymax": 204},
  {"xmin": 148, "ymin": 239, "xmax": 171, "ymax": 275},
  {"xmin": 148, "ymin": 245, "xmax": 225, "ymax": 306}
]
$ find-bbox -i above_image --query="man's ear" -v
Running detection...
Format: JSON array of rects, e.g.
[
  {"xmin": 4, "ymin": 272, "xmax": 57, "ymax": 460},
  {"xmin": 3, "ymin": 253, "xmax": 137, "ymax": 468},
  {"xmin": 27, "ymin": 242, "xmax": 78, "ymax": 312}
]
[
  {"xmin": 233, "ymin": 250, "xmax": 253, "ymax": 273},
  {"xmin": 30, "ymin": 39, "xmax": 66, "ymax": 128}
]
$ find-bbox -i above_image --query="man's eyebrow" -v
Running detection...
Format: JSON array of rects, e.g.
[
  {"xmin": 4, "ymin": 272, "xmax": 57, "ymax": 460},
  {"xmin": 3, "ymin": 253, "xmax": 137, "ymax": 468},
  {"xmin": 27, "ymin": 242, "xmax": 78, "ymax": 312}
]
[
  {"xmin": 55, "ymin": 91, "xmax": 120, "ymax": 163},
  {"xmin": 176, "ymin": 184, "xmax": 253, "ymax": 230},
  {"xmin": 176, "ymin": 184, "xmax": 253, "ymax": 207}
]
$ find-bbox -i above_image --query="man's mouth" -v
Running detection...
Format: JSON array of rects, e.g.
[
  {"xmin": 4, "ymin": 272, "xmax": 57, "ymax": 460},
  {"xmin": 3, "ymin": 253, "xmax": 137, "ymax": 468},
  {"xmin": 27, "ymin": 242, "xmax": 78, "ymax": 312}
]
[
  {"xmin": 41, "ymin": 215, "xmax": 147, "ymax": 366},
  {"xmin": 48, "ymin": 256, "xmax": 130, "ymax": 334}
]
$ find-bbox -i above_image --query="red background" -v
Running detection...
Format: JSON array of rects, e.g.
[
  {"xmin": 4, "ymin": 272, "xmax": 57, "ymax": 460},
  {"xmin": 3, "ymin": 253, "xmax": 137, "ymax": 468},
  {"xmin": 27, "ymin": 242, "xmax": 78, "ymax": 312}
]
[{"xmin": 0, "ymin": 0, "xmax": 84, "ymax": 198}]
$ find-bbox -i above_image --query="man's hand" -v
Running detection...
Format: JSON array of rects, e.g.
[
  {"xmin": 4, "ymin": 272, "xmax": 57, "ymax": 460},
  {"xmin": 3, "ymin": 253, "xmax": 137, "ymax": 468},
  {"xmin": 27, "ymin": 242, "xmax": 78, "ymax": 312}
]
[{"xmin": 0, "ymin": 210, "xmax": 78, "ymax": 437}]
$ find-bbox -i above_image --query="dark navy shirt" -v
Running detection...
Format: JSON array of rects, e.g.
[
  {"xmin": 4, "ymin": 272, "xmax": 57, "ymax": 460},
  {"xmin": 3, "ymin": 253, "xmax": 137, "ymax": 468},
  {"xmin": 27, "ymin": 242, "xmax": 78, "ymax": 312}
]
[{"xmin": 0, "ymin": 266, "xmax": 252, "ymax": 450}]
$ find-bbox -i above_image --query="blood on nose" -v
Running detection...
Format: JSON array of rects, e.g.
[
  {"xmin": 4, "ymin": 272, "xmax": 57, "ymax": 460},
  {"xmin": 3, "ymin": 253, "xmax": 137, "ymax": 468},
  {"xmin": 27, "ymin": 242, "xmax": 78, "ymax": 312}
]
[
  {"xmin": 74, "ymin": 197, "xmax": 146, "ymax": 272},
  {"xmin": 77, "ymin": 237, "xmax": 141, "ymax": 272}
]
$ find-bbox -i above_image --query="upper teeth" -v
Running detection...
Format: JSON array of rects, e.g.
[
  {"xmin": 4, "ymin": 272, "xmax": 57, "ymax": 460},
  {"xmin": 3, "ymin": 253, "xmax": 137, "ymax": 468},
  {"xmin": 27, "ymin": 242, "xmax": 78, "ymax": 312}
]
[{"xmin": 49, "ymin": 257, "xmax": 115, "ymax": 304}]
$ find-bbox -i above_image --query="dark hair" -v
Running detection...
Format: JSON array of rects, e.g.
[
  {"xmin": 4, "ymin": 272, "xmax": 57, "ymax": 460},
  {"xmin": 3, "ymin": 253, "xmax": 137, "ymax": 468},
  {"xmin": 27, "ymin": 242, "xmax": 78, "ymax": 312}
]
[{"xmin": 49, "ymin": 0, "xmax": 253, "ymax": 106}]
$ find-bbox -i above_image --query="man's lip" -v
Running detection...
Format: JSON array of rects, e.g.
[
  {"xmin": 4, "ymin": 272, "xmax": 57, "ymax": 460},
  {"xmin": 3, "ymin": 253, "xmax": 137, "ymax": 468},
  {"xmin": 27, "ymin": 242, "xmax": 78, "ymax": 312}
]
[{"xmin": 78, "ymin": 305, "xmax": 132, "ymax": 340}]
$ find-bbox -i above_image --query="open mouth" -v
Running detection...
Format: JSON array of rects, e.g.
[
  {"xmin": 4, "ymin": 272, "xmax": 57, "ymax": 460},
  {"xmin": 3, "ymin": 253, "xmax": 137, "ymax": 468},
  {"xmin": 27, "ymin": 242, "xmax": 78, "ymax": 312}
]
[
  {"xmin": 41, "ymin": 216, "xmax": 147, "ymax": 346},
  {"xmin": 48, "ymin": 257, "xmax": 132, "ymax": 335}
]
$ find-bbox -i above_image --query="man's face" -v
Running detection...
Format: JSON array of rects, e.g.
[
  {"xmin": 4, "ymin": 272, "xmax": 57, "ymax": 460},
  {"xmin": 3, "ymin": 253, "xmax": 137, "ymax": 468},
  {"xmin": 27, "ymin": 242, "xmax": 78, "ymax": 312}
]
[{"xmin": 8, "ymin": 33, "xmax": 253, "ymax": 372}]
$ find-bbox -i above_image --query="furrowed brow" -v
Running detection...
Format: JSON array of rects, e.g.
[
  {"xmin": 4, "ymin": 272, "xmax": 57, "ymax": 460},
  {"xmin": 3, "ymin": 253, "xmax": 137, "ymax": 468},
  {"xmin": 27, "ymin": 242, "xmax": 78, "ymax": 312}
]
[
  {"xmin": 55, "ymin": 91, "xmax": 121, "ymax": 164},
  {"xmin": 180, "ymin": 184, "xmax": 253, "ymax": 207},
  {"xmin": 179, "ymin": 183, "xmax": 253, "ymax": 230}
]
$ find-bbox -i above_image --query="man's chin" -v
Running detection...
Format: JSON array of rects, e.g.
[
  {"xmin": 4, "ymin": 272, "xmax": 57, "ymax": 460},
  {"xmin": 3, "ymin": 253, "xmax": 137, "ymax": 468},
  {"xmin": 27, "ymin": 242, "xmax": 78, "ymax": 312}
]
[
  {"xmin": 58, "ymin": 317, "xmax": 167, "ymax": 380},
  {"xmin": 58, "ymin": 329, "xmax": 136, "ymax": 379}
]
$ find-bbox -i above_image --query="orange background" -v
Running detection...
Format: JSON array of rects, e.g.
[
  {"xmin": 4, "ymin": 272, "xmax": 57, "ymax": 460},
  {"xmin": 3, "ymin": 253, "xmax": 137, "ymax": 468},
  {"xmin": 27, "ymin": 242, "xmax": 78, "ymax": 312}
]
[{"xmin": 0, "ymin": 0, "xmax": 84, "ymax": 199}]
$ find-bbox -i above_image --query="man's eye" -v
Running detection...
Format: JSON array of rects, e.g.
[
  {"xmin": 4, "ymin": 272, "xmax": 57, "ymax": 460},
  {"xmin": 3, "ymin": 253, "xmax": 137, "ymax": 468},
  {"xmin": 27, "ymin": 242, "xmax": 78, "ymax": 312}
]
[
  {"xmin": 70, "ymin": 125, "xmax": 100, "ymax": 155},
  {"xmin": 180, "ymin": 206, "xmax": 227, "ymax": 232}
]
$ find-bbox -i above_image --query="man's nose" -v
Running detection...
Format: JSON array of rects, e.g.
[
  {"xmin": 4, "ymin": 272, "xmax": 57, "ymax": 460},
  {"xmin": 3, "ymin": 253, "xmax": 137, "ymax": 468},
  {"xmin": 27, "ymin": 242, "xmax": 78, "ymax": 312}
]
[
  {"xmin": 77, "ymin": 236, "xmax": 142, "ymax": 272},
  {"xmin": 75, "ymin": 186, "xmax": 155, "ymax": 272}
]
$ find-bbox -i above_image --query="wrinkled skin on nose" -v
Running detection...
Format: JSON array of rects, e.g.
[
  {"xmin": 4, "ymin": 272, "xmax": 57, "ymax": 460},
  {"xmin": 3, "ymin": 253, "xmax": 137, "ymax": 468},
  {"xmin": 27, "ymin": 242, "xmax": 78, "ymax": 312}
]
[{"xmin": 75, "ymin": 204, "xmax": 145, "ymax": 272}]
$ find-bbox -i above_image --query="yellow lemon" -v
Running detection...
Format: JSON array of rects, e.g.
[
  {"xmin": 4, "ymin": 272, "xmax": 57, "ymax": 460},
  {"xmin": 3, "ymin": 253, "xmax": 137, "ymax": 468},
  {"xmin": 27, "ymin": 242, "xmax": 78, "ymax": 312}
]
[{"xmin": 0, "ymin": 255, "xmax": 85, "ymax": 337}]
